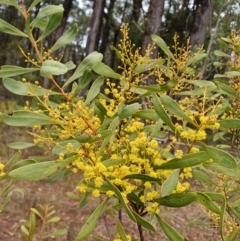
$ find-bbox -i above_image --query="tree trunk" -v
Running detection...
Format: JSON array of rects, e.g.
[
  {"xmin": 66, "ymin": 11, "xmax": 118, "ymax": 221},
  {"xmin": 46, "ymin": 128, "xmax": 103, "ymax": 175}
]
[
  {"xmin": 189, "ymin": 0, "xmax": 213, "ymax": 48},
  {"xmin": 99, "ymin": 0, "xmax": 116, "ymax": 55},
  {"xmin": 141, "ymin": 0, "xmax": 164, "ymax": 57},
  {"xmin": 85, "ymin": 0, "xmax": 106, "ymax": 55},
  {"xmin": 141, "ymin": 0, "xmax": 164, "ymax": 85}
]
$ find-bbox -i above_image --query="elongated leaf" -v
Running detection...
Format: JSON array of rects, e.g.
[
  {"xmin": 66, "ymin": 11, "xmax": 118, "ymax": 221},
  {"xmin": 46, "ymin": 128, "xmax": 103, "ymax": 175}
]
[
  {"xmin": 2, "ymin": 78, "xmax": 59, "ymax": 96},
  {"xmin": 160, "ymin": 95, "xmax": 195, "ymax": 125},
  {"xmin": 151, "ymin": 35, "xmax": 175, "ymax": 60},
  {"xmin": 119, "ymin": 103, "xmax": 140, "ymax": 119},
  {"xmin": 5, "ymin": 150, "xmax": 22, "ymax": 168},
  {"xmin": 84, "ymin": 76, "xmax": 104, "ymax": 105},
  {"xmin": 65, "ymin": 61, "xmax": 76, "ymax": 70},
  {"xmin": 161, "ymin": 169, "xmax": 179, "ymax": 197},
  {"xmin": 201, "ymin": 145, "xmax": 236, "ymax": 168},
  {"xmin": 0, "ymin": 0, "xmax": 14, "ymax": 5},
  {"xmin": 217, "ymin": 83, "xmax": 238, "ymax": 97},
  {"xmin": 132, "ymin": 78, "xmax": 178, "ymax": 93},
  {"xmin": 76, "ymin": 199, "xmax": 108, "ymax": 241},
  {"xmin": 124, "ymin": 174, "xmax": 160, "ymax": 182},
  {"xmin": 40, "ymin": 60, "xmax": 68, "ymax": 77},
  {"xmin": 132, "ymin": 211, "xmax": 155, "ymax": 232},
  {"xmin": 28, "ymin": 0, "xmax": 42, "ymax": 11},
  {"xmin": 1, "ymin": 110, "xmax": 54, "ymax": 126},
  {"xmin": 50, "ymin": 23, "xmax": 78, "ymax": 53},
  {"xmin": 31, "ymin": 5, "xmax": 64, "ymax": 28},
  {"xmin": 63, "ymin": 51, "xmax": 103, "ymax": 88},
  {"xmin": 7, "ymin": 142, "xmax": 35, "ymax": 150},
  {"xmin": 227, "ymin": 227, "xmax": 240, "ymax": 241},
  {"xmin": 152, "ymin": 93, "xmax": 175, "ymax": 131},
  {"xmin": 192, "ymin": 169, "xmax": 215, "ymax": 185},
  {"xmin": 156, "ymin": 215, "xmax": 185, "ymax": 241},
  {"xmin": 0, "ymin": 65, "xmax": 39, "ymax": 78},
  {"xmin": 102, "ymin": 159, "xmax": 125, "ymax": 167},
  {"xmin": 135, "ymin": 59, "xmax": 165, "ymax": 73},
  {"xmin": 117, "ymin": 221, "xmax": 128, "ymax": 241},
  {"xmin": 195, "ymin": 192, "xmax": 221, "ymax": 214},
  {"xmin": 0, "ymin": 19, "xmax": 27, "ymax": 37},
  {"xmin": 37, "ymin": 12, "xmax": 63, "ymax": 42},
  {"xmin": 227, "ymin": 71, "xmax": 240, "ymax": 78},
  {"xmin": 134, "ymin": 109, "xmax": 159, "ymax": 121},
  {"xmin": 204, "ymin": 163, "xmax": 240, "ymax": 177},
  {"xmin": 8, "ymin": 0, "xmax": 22, "ymax": 11},
  {"xmin": 0, "ymin": 188, "xmax": 24, "ymax": 212},
  {"xmin": 8, "ymin": 156, "xmax": 76, "ymax": 181},
  {"xmin": 156, "ymin": 192, "xmax": 197, "ymax": 207},
  {"xmin": 219, "ymin": 119, "xmax": 240, "ymax": 129},
  {"xmin": 105, "ymin": 179, "xmax": 136, "ymax": 222},
  {"xmin": 72, "ymin": 68, "xmax": 92, "ymax": 97},
  {"xmin": 92, "ymin": 62, "xmax": 122, "ymax": 79},
  {"xmin": 186, "ymin": 51, "xmax": 206, "ymax": 66},
  {"xmin": 156, "ymin": 152, "xmax": 209, "ymax": 170},
  {"xmin": 214, "ymin": 50, "xmax": 231, "ymax": 58},
  {"xmin": 28, "ymin": 211, "xmax": 36, "ymax": 241}
]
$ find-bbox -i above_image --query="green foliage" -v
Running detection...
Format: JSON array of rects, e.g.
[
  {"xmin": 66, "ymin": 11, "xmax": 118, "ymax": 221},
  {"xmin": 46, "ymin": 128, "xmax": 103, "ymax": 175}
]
[{"xmin": 1, "ymin": 2, "xmax": 240, "ymax": 241}]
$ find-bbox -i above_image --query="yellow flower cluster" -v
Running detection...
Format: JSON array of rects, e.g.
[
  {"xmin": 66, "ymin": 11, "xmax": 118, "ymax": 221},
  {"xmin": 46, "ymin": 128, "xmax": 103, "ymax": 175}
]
[
  {"xmin": 114, "ymin": 233, "xmax": 132, "ymax": 241},
  {"xmin": 0, "ymin": 162, "xmax": 5, "ymax": 177}
]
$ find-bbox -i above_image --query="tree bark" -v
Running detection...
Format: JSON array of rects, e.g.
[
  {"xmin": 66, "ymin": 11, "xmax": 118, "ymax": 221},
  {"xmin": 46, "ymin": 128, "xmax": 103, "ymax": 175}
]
[
  {"xmin": 141, "ymin": 0, "xmax": 164, "ymax": 85},
  {"xmin": 141, "ymin": 0, "xmax": 164, "ymax": 58},
  {"xmin": 85, "ymin": 0, "xmax": 106, "ymax": 55},
  {"xmin": 189, "ymin": 0, "xmax": 214, "ymax": 48},
  {"xmin": 99, "ymin": 0, "xmax": 116, "ymax": 55}
]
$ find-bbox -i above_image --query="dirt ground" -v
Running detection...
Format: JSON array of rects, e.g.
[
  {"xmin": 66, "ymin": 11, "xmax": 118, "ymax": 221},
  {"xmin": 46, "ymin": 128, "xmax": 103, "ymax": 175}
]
[
  {"xmin": 0, "ymin": 178, "xmax": 221, "ymax": 241},
  {"xmin": 0, "ymin": 123, "xmax": 221, "ymax": 241}
]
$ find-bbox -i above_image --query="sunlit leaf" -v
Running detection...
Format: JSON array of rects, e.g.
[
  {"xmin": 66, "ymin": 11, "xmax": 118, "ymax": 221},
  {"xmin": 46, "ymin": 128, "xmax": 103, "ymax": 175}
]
[{"xmin": 40, "ymin": 60, "xmax": 68, "ymax": 77}]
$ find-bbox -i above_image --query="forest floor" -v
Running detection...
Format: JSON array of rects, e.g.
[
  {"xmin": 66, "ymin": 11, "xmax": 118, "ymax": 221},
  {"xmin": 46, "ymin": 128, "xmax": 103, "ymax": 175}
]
[{"xmin": 0, "ymin": 123, "xmax": 221, "ymax": 241}]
